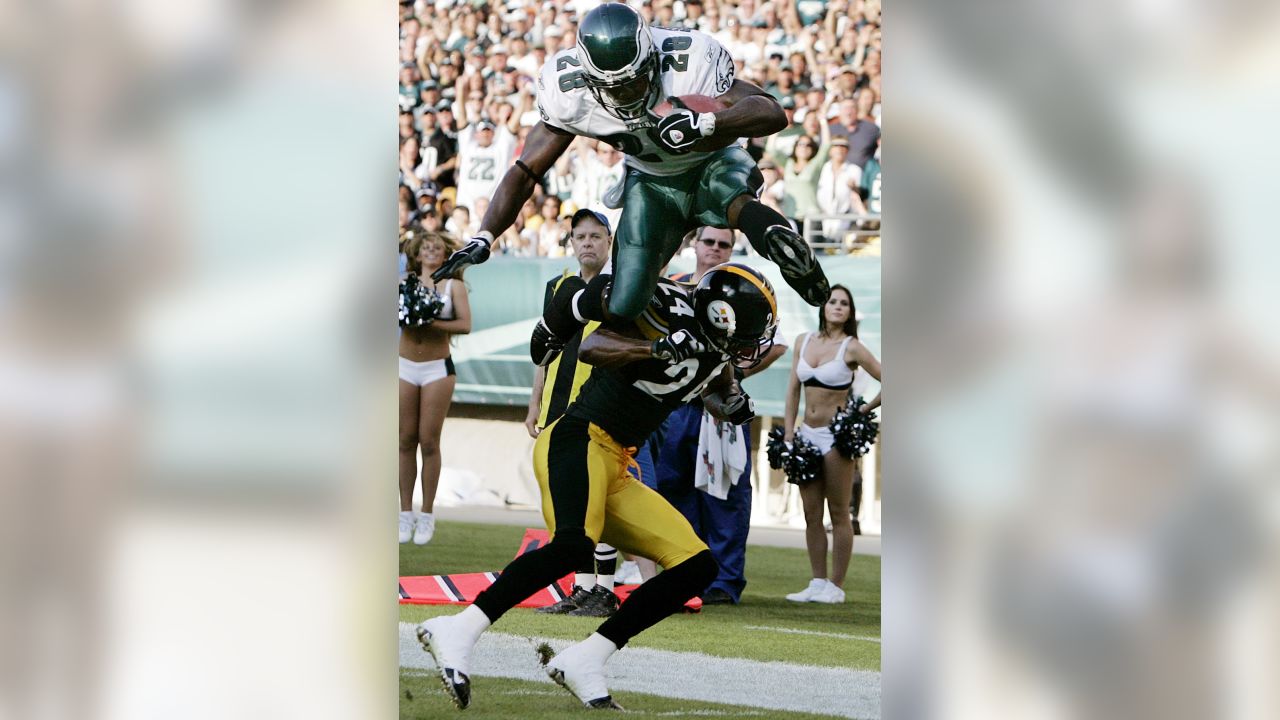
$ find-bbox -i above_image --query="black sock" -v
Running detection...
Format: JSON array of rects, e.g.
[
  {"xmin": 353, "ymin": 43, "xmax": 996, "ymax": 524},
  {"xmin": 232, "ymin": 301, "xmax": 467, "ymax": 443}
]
[
  {"xmin": 543, "ymin": 275, "xmax": 587, "ymax": 337},
  {"xmin": 596, "ymin": 550, "xmax": 717, "ymax": 648},
  {"xmin": 594, "ymin": 546, "xmax": 618, "ymax": 576},
  {"xmin": 543, "ymin": 273, "xmax": 611, "ymax": 336},
  {"xmin": 735, "ymin": 201, "xmax": 793, "ymax": 256},
  {"xmin": 473, "ymin": 531, "xmax": 594, "ymax": 623}
]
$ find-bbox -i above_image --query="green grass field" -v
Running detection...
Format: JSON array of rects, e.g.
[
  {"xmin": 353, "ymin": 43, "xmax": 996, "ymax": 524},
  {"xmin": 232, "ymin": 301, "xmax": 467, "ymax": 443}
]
[{"xmin": 399, "ymin": 521, "xmax": 880, "ymax": 718}]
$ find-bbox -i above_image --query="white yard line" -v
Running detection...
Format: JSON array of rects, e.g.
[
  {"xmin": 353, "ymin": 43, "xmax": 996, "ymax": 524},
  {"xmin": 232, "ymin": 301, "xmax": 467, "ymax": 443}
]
[
  {"xmin": 400, "ymin": 623, "xmax": 880, "ymax": 719},
  {"xmin": 744, "ymin": 625, "xmax": 882, "ymax": 643}
]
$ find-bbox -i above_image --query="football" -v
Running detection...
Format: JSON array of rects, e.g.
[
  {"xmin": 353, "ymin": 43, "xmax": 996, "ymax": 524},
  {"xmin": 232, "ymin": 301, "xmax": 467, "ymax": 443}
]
[
  {"xmin": 651, "ymin": 94, "xmax": 729, "ymax": 116},
  {"xmin": 651, "ymin": 94, "xmax": 738, "ymax": 153}
]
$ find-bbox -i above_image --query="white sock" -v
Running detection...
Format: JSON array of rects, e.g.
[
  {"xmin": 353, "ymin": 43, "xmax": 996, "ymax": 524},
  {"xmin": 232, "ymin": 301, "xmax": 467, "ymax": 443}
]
[
  {"xmin": 418, "ymin": 511, "xmax": 434, "ymax": 521},
  {"xmin": 574, "ymin": 573, "xmax": 595, "ymax": 590},
  {"xmin": 454, "ymin": 605, "xmax": 492, "ymax": 643},
  {"xmin": 595, "ymin": 574, "xmax": 614, "ymax": 590},
  {"xmin": 400, "ymin": 510, "xmax": 414, "ymax": 520},
  {"xmin": 575, "ymin": 632, "xmax": 618, "ymax": 665}
]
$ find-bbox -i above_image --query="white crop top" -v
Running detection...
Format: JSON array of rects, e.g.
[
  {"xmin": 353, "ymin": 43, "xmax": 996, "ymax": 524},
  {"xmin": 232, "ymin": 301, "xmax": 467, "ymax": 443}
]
[{"xmin": 796, "ymin": 333, "xmax": 854, "ymax": 391}]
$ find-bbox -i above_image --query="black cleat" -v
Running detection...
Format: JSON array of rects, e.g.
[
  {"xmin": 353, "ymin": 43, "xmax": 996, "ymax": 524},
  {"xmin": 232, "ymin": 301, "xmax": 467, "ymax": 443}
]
[
  {"xmin": 762, "ymin": 224, "xmax": 830, "ymax": 306},
  {"xmin": 536, "ymin": 585, "xmax": 593, "ymax": 615},
  {"xmin": 432, "ymin": 238, "xmax": 491, "ymax": 282},
  {"xmin": 567, "ymin": 586, "xmax": 620, "ymax": 618}
]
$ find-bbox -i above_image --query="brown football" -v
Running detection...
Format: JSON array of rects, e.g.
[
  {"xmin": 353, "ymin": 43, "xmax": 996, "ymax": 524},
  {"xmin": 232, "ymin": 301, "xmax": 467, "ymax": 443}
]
[
  {"xmin": 651, "ymin": 94, "xmax": 738, "ymax": 153},
  {"xmin": 652, "ymin": 94, "xmax": 729, "ymax": 116}
]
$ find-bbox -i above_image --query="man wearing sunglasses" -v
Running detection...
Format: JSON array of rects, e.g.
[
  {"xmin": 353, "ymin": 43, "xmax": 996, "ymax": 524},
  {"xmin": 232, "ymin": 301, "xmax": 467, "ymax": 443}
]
[{"xmin": 652, "ymin": 228, "xmax": 789, "ymax": 605}]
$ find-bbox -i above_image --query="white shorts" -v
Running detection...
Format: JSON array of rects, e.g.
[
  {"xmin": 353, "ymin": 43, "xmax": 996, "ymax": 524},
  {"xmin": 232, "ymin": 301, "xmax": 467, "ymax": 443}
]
[
  {"xmin": 797, "ymin": 423, "xmax": 835, "ymax": 457},
  {"xmin": 399, "ymin": 356, "xmax": 455, "ymax": 387}
]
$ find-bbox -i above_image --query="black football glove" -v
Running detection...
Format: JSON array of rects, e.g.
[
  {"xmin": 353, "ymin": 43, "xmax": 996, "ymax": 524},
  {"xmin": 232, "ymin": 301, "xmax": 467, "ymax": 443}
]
[
  {"xmin": 432, "ymin": 234, "xmax": 492, "ymax": 281},
  {"xmin": 651, "ymin": 329, "xmax": 706, "ymax": 363},
  {"xmin": 722, "ymin": 391, "xmax": 755, "ymax": 425},
  {"xmin": 653, "ymin": 97, "xmax": 716, "ymax": 154},
  {"xmin": 529, "ymin": 318, "xmax": 568, "ymax": 367}
]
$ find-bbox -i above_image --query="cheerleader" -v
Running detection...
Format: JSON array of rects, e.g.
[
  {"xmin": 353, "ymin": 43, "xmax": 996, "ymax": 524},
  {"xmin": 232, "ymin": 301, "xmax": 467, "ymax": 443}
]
[
  {"xmin": 782, "ymin": 285, "xmax": 881, "ymax": 603},
  {"xmin": 399, "ymin": 230, "xmax": 471, "ymax": 545}
]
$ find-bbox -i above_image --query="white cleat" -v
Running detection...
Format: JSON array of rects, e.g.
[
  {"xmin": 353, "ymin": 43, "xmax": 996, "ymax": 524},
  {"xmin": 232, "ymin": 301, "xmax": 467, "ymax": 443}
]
[
  {"xmin": 614, "ymin": 560, "xmax": 643, "ymax": 586},
  {"xmin": 811, "ymin": 581, "xmax": 846, "ymax": 604},
  {"xmin": 537, "ymin": 641, "xmax": 623, "ymax": 710},
  {"xmin": 398, "ymin": 511, "xmax": 414, "ymax": 544},
  {"xmin": 417, "ymin": 616, "xmax": 475, "ymax": 709},
  {"xmin": 785, "ymin": 578, "xmax": 829, "ymax": 603},
  {"xmin": 413, "ymin": 513, "xmax": 436, "ymax": 545}
]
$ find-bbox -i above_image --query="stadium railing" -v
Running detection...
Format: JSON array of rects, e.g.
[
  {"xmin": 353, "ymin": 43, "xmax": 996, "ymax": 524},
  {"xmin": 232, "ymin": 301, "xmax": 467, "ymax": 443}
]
[{"xmin": 801, "ymin": 213, "xmax": 882, "ymax": 253}]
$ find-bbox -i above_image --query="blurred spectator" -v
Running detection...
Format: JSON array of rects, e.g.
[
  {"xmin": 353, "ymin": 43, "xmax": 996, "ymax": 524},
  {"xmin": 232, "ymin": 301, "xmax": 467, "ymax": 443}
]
[
  {"xmin": 829, "ymin": 96, "xmax": 880, "ymax": 169},
  {"xmin": 454, "ymin": 119, "xmax": 516, "ymax": 212},
  {"xmin": 446, "ymin": 205, "xmax": 476, "ymax": 239},
  {"xmin": 818, "ymin": 137, "xmax": 867, "ymax": 242},
  {"xmin": 859, "ymin": 141, "xmax": 881, "ymax": 216},
  {"xmin": 782, "ymin": 124, "xmax": 831, "ymax": 228}
]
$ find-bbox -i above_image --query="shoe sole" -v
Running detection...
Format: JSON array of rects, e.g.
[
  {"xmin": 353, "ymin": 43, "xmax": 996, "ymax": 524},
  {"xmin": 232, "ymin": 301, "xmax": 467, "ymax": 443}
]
[
  {"xmin": 566, "ymin": 607, "xmax": 618, "ymax": 617},
  {"xmin": 417, "ymin": 626, "xmax": 472, "ymax": 710},
  {"xmin": 764, "ymin": 226, "xmax": 830, "ymax": 306},
  {"xmin": 536, "ymin": 643, "xmax": 623, "ymax": 711}
]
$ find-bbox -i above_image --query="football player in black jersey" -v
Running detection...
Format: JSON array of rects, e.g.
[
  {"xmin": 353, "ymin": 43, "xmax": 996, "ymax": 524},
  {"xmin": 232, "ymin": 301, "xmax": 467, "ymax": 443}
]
[{"xmin": 416, "ymin": 264, "xmax": 778, "ymax": 710}]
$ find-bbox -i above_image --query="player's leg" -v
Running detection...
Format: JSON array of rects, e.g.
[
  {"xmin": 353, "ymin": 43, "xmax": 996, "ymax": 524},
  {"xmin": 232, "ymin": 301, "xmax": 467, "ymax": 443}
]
[
  {"xmin": 475, "ymin": 416, "xmax": 611, "ymax": 618},
  {"xmin": 598, "ymin": 478, "xmax": 716, "ymax": 643},
  {"xmin": 417, "ymin": 416, "xmax": 611, "ymax": 708},
  {"xmin": 603, "ymin": 174, "xmax": 696, "ymax": 321},
  {"xmin": 542, "ymin": 476, "xmax": 715, "ymax": 709},
  {"xmin": 695, "ymin": 146, "xmax": 830, "ymax": 306}
]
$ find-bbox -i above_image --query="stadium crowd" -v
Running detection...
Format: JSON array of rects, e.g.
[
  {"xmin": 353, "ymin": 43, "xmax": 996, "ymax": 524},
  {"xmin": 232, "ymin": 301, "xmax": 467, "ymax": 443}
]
[{"xmin": 398, "ymin": 0, "xmax": 881, "ymax": 258}]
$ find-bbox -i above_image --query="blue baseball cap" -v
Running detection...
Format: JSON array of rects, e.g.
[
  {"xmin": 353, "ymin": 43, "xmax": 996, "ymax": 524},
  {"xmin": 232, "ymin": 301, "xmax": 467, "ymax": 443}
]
[{"xmin": 570, "ymin": 208, "xmax": 611, "ymax": 234}]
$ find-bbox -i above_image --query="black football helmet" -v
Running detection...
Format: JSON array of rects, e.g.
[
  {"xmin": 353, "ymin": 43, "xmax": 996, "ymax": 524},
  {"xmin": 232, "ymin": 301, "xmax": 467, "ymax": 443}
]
[{"xmin": 692, "ymin": 263, "xmax": 779, "ymax": 368}]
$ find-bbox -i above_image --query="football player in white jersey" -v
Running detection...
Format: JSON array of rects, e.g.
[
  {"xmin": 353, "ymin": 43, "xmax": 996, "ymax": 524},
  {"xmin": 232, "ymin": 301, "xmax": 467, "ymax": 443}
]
[{"xmin": 433, "ymin": 2, "xmax": 830, "ymax": 326}]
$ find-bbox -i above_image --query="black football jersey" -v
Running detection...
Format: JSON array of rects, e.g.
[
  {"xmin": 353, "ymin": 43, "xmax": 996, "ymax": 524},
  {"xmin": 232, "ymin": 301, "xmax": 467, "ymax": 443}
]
[{"xmin": 566, "ymin": 279, "xmax": 728, "ymax": 446}]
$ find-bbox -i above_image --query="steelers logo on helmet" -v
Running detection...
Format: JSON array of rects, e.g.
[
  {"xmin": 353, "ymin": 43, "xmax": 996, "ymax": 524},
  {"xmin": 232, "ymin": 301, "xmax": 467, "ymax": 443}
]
[
  {"xmin": 706, "ymin": 299, "xmax": 736, "ymax": 334},
  {"xmin": 692, "ymin": 262, "xmax": 779, "ymax": 369}
]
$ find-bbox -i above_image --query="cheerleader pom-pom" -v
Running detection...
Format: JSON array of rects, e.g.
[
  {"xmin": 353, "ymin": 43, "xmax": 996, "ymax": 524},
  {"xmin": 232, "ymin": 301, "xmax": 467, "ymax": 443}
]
[
  {"xmin": 830, "ymin": 396, "xmax": 880, "ymax": 458},
  {"xmin": 784, "ymin": 435, "xmax": 823, "ymax": 486},
  {"xmin": 399, "ymin": 274, "xmax": 445, "ymax": 328},
  {"xmin": 766, "ymin": 426, "xmax": 788, "ymax": 470}
]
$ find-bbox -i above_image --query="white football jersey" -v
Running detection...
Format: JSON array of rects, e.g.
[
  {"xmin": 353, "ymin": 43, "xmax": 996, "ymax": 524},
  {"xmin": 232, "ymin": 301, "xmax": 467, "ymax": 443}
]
[
  {"xmin": 455, "ymin": 125, "xmax": 516, "ymax": 212},
  {"xmin": 536, "ymin": 27, "xmax": 736, "ymax": 177}
]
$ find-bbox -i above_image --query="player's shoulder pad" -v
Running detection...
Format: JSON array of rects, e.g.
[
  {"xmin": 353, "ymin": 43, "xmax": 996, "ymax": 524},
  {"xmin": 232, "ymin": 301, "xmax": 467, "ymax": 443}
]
[{"xmin": 537, "ymin": 49, "xmax": 589, "ymax": 128}]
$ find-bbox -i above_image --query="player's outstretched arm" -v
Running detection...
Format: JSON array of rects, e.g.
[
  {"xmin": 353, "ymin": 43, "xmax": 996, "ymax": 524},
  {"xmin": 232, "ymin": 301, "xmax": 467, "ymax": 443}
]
[
  {"xmin": 477, "ymin": 122, "xmax": 574, "ymax": 241},
  {"xmin": 709, "ymin": 80, "xmax": 787, "ymax": 140},
  {"xmin": 578, "ymin": 327, "xmax": 654, "ymax": 369}
]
